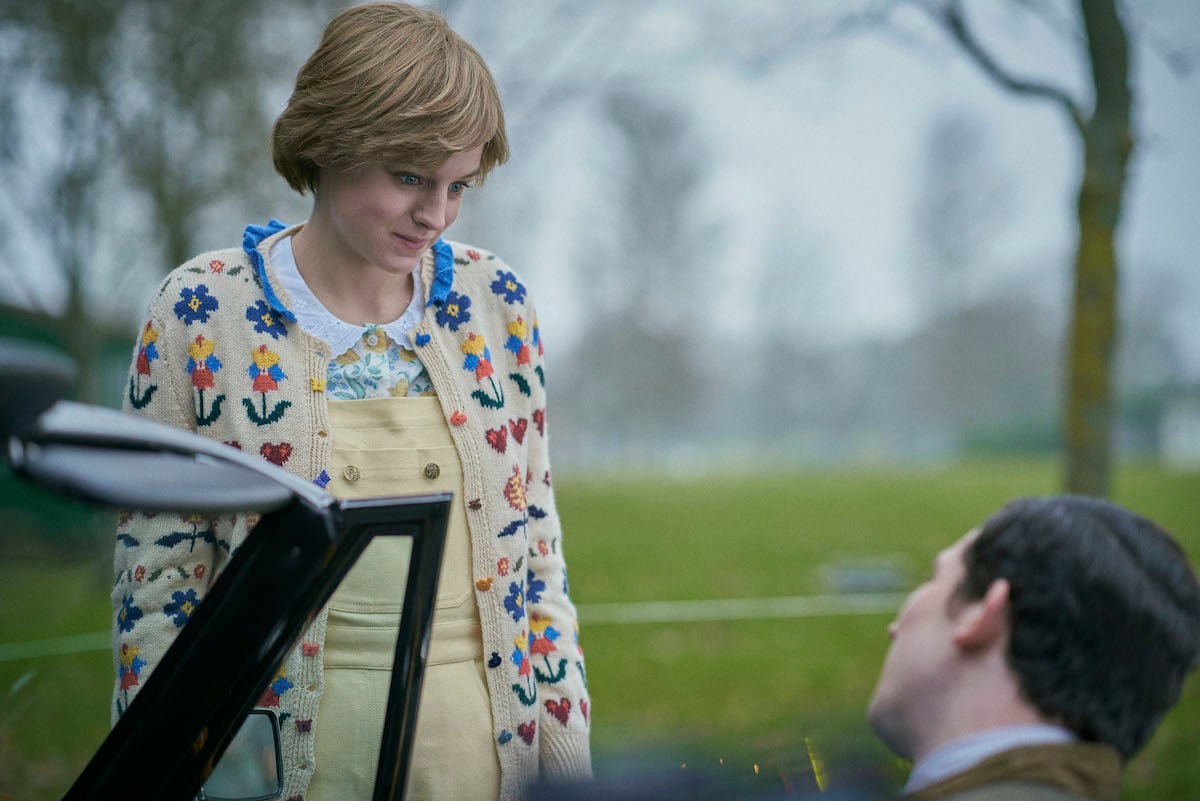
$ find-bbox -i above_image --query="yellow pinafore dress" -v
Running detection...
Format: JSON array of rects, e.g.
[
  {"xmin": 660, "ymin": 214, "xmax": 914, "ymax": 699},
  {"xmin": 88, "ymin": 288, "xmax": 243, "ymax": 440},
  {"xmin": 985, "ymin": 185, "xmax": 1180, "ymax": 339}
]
[{"xmin": 307, "ymin": 396, "xmax": 501, "ymax": 801}]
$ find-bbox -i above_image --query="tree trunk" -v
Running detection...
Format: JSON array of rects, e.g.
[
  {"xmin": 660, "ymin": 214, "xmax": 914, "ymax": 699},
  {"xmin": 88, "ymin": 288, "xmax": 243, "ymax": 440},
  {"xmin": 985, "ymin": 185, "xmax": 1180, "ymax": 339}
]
[{"xmin": 1063, "ymin": 0, "xmax": 1132, "ymax": 497}]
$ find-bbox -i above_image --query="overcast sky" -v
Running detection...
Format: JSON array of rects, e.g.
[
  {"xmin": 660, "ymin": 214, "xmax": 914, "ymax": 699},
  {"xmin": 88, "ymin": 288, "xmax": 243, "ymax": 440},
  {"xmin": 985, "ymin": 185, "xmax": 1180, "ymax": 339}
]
[{"xmin": 444, "ymin": 0, "xmax": 1199, "ymax": 373}]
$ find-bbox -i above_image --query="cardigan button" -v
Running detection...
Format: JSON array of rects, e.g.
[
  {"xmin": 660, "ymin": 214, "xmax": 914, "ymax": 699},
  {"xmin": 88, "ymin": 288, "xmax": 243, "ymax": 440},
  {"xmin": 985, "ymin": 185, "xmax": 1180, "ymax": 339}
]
[
  {"xmin": 423, "ymin": 462, "xmax": 441, "ymax": 480},
  {"xmin": 475, "ymin": 577, "xmax": 493, "ymax": 591},
  {"xmin": 343, "ymin": 465, "xmax": 361, "ymax": 482}
]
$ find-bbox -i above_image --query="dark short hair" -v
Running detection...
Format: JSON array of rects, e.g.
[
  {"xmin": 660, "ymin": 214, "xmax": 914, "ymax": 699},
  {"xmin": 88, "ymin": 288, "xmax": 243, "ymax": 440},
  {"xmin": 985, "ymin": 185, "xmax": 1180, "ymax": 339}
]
[{"xmin": 959, "ymin": 495, "xmax": 1200, "ymax": 758}]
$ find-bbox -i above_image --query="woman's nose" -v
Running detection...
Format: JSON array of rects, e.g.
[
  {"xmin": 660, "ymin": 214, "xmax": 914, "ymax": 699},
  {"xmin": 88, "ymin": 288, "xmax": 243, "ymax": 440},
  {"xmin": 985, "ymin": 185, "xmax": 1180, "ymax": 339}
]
[{"xmin": 413, "ymin": 190, "xmax": 447, "ymax": 230}]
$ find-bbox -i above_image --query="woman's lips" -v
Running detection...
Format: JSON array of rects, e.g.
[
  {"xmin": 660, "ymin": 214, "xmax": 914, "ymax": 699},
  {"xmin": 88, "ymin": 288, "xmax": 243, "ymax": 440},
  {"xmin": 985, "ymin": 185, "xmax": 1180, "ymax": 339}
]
[{"xmin": 393, "ymin": 233, "xmax": 427, "ymax": 251}]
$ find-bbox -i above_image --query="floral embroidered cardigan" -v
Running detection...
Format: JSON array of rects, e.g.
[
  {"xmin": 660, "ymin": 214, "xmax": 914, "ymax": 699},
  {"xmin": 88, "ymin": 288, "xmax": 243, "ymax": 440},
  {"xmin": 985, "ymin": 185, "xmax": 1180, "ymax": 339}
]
[{"xmin": 112, "ymin": 221, "xmax": 591, "ymax": 801}]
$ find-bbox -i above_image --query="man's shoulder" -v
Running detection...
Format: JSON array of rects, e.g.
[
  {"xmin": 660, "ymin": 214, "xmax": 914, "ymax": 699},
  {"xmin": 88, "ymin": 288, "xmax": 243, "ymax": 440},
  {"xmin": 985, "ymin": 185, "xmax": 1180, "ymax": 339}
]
[
  {"xmin": 925, "ymin": 780, "xmax": 1089, "ymax": 801},
  {"xmin": 906, "ymin": 743, "xmax": 1119, "ymax": 801}
]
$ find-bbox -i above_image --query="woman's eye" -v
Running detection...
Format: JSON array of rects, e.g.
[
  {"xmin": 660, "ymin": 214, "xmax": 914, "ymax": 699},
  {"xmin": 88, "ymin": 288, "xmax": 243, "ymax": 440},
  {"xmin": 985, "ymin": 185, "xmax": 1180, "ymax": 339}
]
[
  {"xmin": 393, "ymin": 173, "xmax": 421, "ymax": 186},
  {"xmin": 449, "ymin": 181, "xmax": 471, "ymax": 195}
]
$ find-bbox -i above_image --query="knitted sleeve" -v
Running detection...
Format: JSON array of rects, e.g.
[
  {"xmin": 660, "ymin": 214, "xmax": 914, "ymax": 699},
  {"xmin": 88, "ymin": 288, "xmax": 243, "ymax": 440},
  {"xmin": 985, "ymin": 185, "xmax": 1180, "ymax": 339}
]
[
  {"xmin": 110, "ymin": 274, "xmax": 236, "ymax": 724},
  {"xmin": 522, "ymin": 303, "xmax": 593, "ymax": 782}
]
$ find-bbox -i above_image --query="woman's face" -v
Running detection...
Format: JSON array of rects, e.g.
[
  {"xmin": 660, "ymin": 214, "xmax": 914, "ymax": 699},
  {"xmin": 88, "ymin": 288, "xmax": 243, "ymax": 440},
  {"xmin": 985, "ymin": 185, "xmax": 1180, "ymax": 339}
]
[{"xmin": 314, "ymin": 146, "xmax": 484, "ymax": 276}]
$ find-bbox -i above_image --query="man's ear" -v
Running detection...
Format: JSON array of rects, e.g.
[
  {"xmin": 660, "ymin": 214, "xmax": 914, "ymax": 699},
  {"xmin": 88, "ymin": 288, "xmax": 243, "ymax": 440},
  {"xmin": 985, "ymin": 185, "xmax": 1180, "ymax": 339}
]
[{"xmin": 953, "ymin": 578, "xmax": 1010, "ymax": 650}]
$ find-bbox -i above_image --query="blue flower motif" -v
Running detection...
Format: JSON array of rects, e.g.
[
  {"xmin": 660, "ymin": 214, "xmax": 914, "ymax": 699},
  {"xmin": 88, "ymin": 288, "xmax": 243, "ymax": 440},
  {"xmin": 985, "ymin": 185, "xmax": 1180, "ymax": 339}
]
[
  {"xmin": 504, "ymin": 581, "xmax": 525, "ymax": 622},
  {"xmin": 526, "ymin": 570, "xmax": 546, "ymax": 605},
  {"xmin": 246, "ymin": 300, "xmax": 288, "ymax": 339},
  {"xmin": 490, "ymin": 270, "xmax": 526, "ymax": 304},
  {"xmin": 163, "ymin": 589, "xmax": 200, "ymax": 628},
  {"xmin": 271, "ymin": 675, "xmax": 293, "ymax": 696},
  {"xmin": 435, "ymin": 291, "xmax": 471, "ymax": 331},
  {"xmin": 173, "ymin": 285, "xmax": 219, "ymax": 325},
  {"xmin": 498, "ymin": 730, "xmax": 513, "ymax": 745},
  {"xmin": 415, "ymin": 333, "xmax": 431, "ymax": 347},
  {"xmin": 117, "ymin": 594, "xmax": 143, "ymax": 633}
]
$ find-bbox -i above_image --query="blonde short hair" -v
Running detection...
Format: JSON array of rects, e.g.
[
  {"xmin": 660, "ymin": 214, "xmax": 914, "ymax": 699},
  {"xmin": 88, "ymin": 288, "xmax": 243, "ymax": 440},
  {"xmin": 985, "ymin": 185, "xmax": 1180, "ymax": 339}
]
[{"xmin": 272, "ymin": 2, "xmax": 508, "ymax": 194}]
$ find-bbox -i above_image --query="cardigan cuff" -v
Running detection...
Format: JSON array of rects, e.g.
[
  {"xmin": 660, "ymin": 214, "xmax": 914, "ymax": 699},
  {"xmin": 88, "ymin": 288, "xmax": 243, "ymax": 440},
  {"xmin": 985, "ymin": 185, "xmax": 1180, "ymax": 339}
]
[{"xmin": 539, "ymin": 728, "xmax": 594, "ymax": 783}]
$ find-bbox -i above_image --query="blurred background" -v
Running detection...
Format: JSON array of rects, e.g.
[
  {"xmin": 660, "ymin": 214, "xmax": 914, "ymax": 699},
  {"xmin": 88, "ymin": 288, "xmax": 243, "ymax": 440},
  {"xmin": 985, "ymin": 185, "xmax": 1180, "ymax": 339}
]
[{"xmin": 1, "ymin": 0, "xmax": 1197, "ymax": 799}]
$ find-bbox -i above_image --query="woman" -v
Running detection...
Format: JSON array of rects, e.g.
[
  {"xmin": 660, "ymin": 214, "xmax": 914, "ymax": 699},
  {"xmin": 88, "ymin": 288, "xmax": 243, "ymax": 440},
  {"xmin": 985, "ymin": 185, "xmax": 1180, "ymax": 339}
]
[{"xmin": 111, "ymin": 4, "xmax": 591, "ymax": 799}]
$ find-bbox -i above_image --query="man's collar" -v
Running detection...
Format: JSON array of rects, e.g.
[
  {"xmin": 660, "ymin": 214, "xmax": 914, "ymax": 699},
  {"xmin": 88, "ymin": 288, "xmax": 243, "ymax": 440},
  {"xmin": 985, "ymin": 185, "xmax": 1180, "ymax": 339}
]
[{"xmin": 905, "ymin": 732, "xmax": 1121, "ymax": 801}]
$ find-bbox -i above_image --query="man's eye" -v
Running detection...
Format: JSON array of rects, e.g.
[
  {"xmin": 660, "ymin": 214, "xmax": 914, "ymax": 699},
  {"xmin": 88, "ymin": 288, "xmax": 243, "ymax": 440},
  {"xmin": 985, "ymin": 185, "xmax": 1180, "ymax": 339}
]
[
  {"xmin": 394, "ymin": 173, "xmax": 421, "ymax": 185},
  {"xmin": 449, "ymin": 182, "xmax": 471, "ymax": 195}
]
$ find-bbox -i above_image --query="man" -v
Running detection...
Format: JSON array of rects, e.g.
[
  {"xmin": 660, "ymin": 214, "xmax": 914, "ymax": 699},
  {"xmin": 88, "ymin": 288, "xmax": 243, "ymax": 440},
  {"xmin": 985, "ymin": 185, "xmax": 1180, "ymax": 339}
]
[{"xmin": 868, "ymin": 495, "xmax": 1200, "ymax": 801}]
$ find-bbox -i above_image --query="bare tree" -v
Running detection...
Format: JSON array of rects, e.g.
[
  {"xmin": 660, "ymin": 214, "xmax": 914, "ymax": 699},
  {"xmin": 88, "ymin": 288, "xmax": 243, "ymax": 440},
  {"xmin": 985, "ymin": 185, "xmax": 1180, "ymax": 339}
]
[
  {"xmin": 911, "ymin": 110, "xmax": 1011, "ymax": 319},
  {"xmin": 925, "ymin": 0, "xmax": 1133, "ymax": 496},
  {"xmin": 0, "ymin": 0, "xmax": 332, "ymax": 401}
]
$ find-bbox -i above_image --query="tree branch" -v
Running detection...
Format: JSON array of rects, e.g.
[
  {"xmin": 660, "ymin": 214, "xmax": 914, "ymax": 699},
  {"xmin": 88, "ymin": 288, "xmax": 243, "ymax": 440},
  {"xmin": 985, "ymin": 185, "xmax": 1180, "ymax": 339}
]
[{"xmin": 937, "ymin": 0, "xmax": 1086, "ymax": 135}]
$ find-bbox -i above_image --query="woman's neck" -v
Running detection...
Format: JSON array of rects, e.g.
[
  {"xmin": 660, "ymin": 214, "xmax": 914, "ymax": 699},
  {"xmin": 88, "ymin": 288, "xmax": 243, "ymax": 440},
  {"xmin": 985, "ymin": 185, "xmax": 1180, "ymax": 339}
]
[{"xmin": 290, "ymin": 221, "xmax": 417, "ymax": 326}]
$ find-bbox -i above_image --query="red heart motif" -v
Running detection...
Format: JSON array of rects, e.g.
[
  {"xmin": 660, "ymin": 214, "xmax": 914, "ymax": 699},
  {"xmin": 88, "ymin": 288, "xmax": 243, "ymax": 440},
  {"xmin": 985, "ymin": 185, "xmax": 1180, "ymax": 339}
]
[
  {"xmin": 545, "ymin": 698, "xmax": 571, "ymax": 726},
  {"xmin": 532, "ymin": 408, "xmax": 546, "ymax": 436},
  {"xmin": 509, "ymin": 417, "xmax": 528, "ymax": 444},
  {"xmin": 580, "ymin": 699, "xmax": 589, "ymax": 722},
  {"xmin": 259, "ymin": 442, "xmax": 293, "ymax": 466},
  {"xmin": 486, "ymin": 426, "xmax": 508, "ymax": 453},
  {"xmin": 518, "ymin": 720, "xmax": 537, "ymax": 745}
]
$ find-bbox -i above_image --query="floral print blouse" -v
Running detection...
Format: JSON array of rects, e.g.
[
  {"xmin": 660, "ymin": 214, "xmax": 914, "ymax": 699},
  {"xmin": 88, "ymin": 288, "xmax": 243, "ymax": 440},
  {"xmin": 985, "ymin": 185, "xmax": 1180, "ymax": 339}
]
[{"xmin": 270, "ymin": 234, "xmax": 435, "ymax": 400}]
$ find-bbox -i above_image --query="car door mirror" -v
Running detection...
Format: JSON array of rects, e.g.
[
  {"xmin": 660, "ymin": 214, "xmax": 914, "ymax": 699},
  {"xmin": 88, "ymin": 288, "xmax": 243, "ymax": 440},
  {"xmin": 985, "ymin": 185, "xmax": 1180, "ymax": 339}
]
[{"xmin": 197, "ymin": 710, "xmax": 283, "ymax": 801}]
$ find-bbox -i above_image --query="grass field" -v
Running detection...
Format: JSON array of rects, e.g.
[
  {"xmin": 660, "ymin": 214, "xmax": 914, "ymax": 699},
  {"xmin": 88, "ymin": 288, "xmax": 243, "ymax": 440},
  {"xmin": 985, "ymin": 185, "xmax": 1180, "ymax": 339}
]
[{"xmin": 2, "ymin": 459, "xmax": 1198, "ymax": 799}]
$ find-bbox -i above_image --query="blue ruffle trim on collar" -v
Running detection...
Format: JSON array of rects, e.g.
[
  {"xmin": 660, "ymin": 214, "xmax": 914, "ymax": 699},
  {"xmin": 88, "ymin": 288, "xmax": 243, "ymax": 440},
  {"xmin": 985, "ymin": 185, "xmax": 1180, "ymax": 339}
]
[
  {"xmin": 242, "ymin": 219, "xmax": 296, "ymax": 323},
  {"xmin": 427, "ymin": 238, "xmax": 454, "ymax": 307}
]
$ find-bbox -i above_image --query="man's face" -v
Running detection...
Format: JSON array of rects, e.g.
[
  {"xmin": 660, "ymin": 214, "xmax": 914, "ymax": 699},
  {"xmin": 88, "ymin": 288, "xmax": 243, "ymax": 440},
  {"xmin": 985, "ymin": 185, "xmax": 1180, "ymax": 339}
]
[{"xmin": 867, "ymin": 529, "xmax": 978, "ymax": 760}]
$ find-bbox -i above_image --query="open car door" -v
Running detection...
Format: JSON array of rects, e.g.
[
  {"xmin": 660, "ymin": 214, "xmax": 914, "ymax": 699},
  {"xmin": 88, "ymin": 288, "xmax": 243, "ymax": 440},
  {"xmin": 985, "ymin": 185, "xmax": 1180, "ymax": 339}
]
[{"xmin": 2, "ymin": 339, "xmax": 448, "ymax": 801}]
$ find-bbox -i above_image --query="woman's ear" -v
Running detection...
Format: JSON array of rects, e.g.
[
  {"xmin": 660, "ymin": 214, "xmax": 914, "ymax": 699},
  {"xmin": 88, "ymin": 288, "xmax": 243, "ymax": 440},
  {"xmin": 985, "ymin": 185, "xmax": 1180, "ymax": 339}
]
[{"xmin": 953, "ymin": 578, "xmax": 1010, "ymax": 650}]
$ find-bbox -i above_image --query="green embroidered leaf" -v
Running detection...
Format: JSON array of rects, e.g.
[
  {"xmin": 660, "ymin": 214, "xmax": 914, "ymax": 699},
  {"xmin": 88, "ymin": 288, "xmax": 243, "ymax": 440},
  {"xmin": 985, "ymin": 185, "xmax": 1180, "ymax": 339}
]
[
  {"xmin": 128, "ymin": 377, "xmax": 158, "ymax": 410},
  {"xmin": 243, "ymin": 397, "xmax": 292, "ymax": 426},
  {"xmin": 196, "ymin": 394, "xmax": 226, "ymax": 427},
  {"xmin": 534, "ymin": 657, "xmax": 568, "ymax": 684},
  {"xmin": 509, "ymin": 372, "xmax": 532, "ymax": 397}
]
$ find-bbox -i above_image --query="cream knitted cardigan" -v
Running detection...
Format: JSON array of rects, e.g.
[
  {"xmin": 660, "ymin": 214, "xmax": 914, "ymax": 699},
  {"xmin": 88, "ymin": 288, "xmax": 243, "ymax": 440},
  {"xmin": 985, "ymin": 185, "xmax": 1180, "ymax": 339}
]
[{"xmin": 112, "ymin": 222, "xmax": 591, "ymax": 801}]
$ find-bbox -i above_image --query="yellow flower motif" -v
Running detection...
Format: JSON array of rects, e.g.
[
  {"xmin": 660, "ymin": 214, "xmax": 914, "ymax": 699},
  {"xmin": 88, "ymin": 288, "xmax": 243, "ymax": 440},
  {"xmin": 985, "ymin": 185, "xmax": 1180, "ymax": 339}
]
[
  {"xmin": 506, "ymin": 317, "xmax": 528, "ymax": 340},
  {"xmin": 180, "ymin": 599, "xmax": 195, "ymax": 617},
  {"xmin": 514, "ymin": 631, "xmax": 528, "ymax": 654},
  {"xmin": 187, "ymin": 336, "xmax": 215, "ymax": 361},
  {"xmin": 397, "ymin": 347, "xmax": 419, "ymax": 363},
  {"xmin": 251, "ymin": 345, "xmax": 281, "ymax": 370},
  {"xmin": 389, "ymin": 378, "xmax": 411, "ymax": 398},
  {"xmin": 504, "ymin": 466, "xmax": 527, "ymax": 512},
  {"xmin": 529, "ymin": 613, "xmax": 554, "ymax": 635},
  {"xmin": 335, "ymin": 348, "xmax": 359, "ymax": 365},
  {"xmin": 119, "ymin": 644, "xmax": 141, "ymax": 669},
  {"xmin": 362, "ymin": 326, "xmax": 392, "ymax": 354},
  {"xmin": 460, "ymin": 333, "xmax": 487, "ymax": 357},
  {"xmin": 141, "ymin": 322, "xmax": 158, "ymax": 347},
  {"xmin": 310, "ymin": 377, "xmax": 327, "ymax": 392}
]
